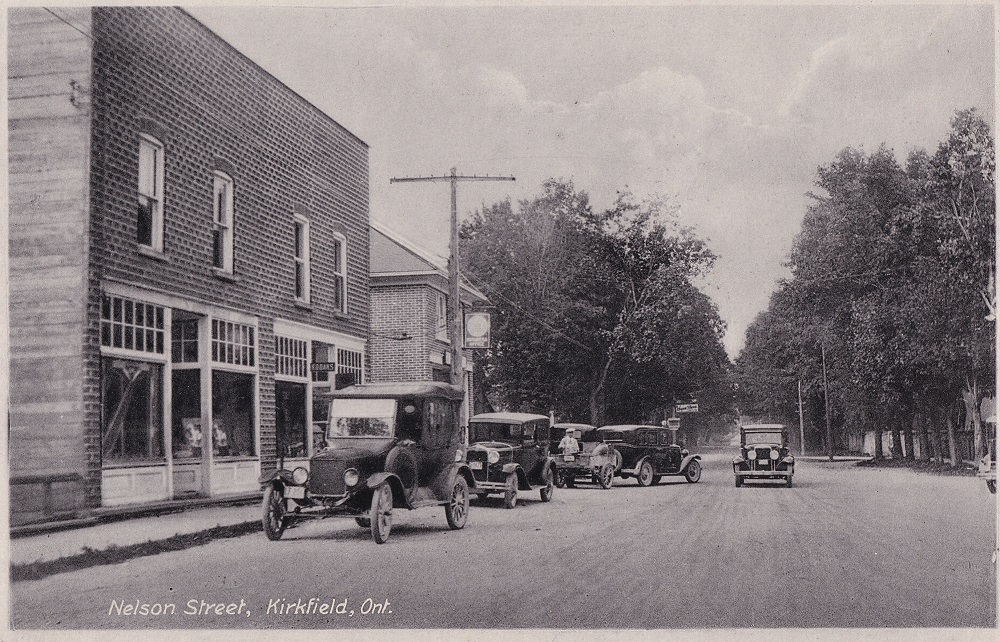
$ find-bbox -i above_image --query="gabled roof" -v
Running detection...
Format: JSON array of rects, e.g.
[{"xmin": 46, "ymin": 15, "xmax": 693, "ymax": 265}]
[{"xmin": 369, "ymin": 220, "xmax": 489, "ymax": 305}]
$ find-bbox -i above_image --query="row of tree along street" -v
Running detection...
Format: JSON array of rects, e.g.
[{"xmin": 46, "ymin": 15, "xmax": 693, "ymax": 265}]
[
  {"xmin": 459, "ymin": 179, "xmax": 732, "ymax": 444},
  {"xmin": 736, "ymin": 108, "xmax": 995, "ymax": 465},
  {"xmin": 457, "ymin": 108, "xmax": 994, "ymax": 461}
]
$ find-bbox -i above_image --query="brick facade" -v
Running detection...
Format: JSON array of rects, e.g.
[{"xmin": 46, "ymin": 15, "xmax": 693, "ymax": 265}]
[{"xmin": 9, "ymin": 7, "xmax": 370, "ymax": 522}]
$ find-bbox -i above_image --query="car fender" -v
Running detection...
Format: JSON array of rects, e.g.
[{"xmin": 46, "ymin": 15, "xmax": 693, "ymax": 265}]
[
  {"xmin": 680, "ymin": 454, "xmax": 701, "ymax": 470},
  {"xmin": 437, "ymin": 462, "xmax": 477, "ymax": 493},
  {"xmin": 781, "ymin": 456, "xmax": 795, "ymax": 465},
  {"xmin": 501, "ymin": 462, "xmax": 521, "ymax": 476},
  {"xmin": 258, "ymin": 469, "xmax": 295, "ymax": 487},
  {"xmin": 366, "ymin": 472, "xmax": 408, "ymax": 508}
]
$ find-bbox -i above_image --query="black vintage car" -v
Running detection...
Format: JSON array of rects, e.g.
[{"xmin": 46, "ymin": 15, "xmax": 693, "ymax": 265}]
[
  {"xmin": 258, "ymin": 382, "xmax": 475, "ymax": 544},
  {"xmin": 551, "ymin": 423, "xmax": 618, "ymax": 489},
  {"xmin": 732, "ymin": 424, "xmax": 795, "ymax": 487},
  {"xmin": 597, "ymin": 425, "xmax": 702, "ymax": 486},
  {"xmin": 467, "ymin": 412, "xmax": 556, "ymax": 508}
]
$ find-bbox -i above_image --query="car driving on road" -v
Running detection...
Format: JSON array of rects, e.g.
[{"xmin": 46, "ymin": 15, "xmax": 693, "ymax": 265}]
[
  {"xmin": 733, "ymin": 423, "xmax": 795, "ymax": 487},
  {"xmin": 258, "ymin": 382, "xmax": 475, "ymax": 544}
]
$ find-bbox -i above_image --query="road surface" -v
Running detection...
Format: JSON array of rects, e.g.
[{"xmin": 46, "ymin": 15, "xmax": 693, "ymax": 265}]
[{"xmin": 10, "ymin": 454, "xmax": 997, "ymax": 630}]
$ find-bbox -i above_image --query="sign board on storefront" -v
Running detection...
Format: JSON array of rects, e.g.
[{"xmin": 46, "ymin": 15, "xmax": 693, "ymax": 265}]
[
  {"xmin": 310, "ymin": 362, "xmax": 338, "ymax": 372},
  {"xmin": 464, "ymin": 311, "xmax": 491, "ymax": 349}
]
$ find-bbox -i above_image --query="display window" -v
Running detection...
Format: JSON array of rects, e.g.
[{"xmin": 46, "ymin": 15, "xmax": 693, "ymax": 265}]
[
  {"xmin": 101, "ymin": 357, "xmax": 164, "ymax": 464},
  {"xmin": 212, "ymin": 370, "xmax": 256, "ymax": 457}
]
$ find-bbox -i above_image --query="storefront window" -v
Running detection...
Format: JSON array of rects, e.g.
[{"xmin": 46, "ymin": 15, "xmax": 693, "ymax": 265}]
[
  {"xmin": 212, "ymin": 370, "xmax": 256, "ymax": 457},
  {"xmin": 101, "ymin": 357, "xmax": 164, "ymax": 463},
  {"xmin": 276, "ymin": 381, "xmax": 307, "ymax": 458},
  {"xmin": 171, "ymin": 369, "xmax": 202, "ymax": 460},
  {"xmin": 312, "ymin": 395, "xmax": 330, "ymax": 451}
]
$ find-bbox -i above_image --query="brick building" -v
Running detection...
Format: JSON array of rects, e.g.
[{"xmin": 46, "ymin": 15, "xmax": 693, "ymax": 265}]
[
  {"xmin": 8, "ymin": 7, "xmax": 370, "ymax": 524},
  {"xmin": 368, "ymin": 221, "xmax": 488, "ymax": 420}
]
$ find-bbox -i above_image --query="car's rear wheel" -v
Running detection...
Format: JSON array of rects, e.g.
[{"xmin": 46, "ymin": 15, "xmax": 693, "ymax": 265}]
[
  {"xmin": 565, "ymin": 475, "xmax": 576, "ymax": 488},
  {"xmin": 786, "ymin": 475, "xmax": 793, "ymax": 488},
  {"xmin": 735, "ymin": 476, "xmax": 743, "ymax": 488},
  {"xmin": 370, "ymin": 484, "xmax": 393, "ymax": 544},
  {"xmin": 445, "ymin": 476, "xmax": 469, "ymax": 529},
  {"xmin": 637, "ymin": 460, "xmax": 654, "ymax": 486},
  {"xmin": 262, "ymin": 485, "xmax": 288, "ymax": 541},
  {"xmin": 986, "ymin": 479, "xmax": 997, "ymax": 494},
  {"xmin": 503, "ymin": 473, "xmax": 518, "ymax": 509},
  {"xmin": 355, "ymin": 516, "xmax": 371, "ymax": 528},
  {"xmin": 684, "ymin": 460, "xmax": 702, "ymax": 483},
  {"xmin": 554, "ymin": 469, "xmax": 567, "ymax": 488},
  {"xmin": 540, "ymin": 466, "xmax": 554, "ymax": 502},
  {"xmin": 598, "ymin": 463, "xmax": 614, "ymax": 489},
  {"xmin": 651, "ymin": 475, "xmax": 662, "ymax": 485}
]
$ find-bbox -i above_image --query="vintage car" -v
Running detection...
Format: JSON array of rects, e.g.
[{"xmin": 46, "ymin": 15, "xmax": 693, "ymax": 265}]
[
  {"xmin": 259, "ymin": 382, "xmax": 475, "ymax": 544},
  {"xmin": 979, "ymin": 454, "xmax": 996, "ymax": 494},
  {"xmin": 596, "ymin": 424, "xmax": 702, "ymax": 485},
  {"xmin": 467, "ymin": 412, "xmax": 556, "ymax": 508},
  {"xmin": 551, "ymin": 423, "xmax": 617, "ymax": 489},
  {"xmin": 733, "ymin": 423, "xmax": 795, "ymax": 487}
]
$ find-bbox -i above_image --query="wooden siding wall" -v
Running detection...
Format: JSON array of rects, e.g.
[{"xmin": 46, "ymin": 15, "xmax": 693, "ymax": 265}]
[{"xmin": 8, "ymin": 8, "xmax": 93, "ymax": 522}]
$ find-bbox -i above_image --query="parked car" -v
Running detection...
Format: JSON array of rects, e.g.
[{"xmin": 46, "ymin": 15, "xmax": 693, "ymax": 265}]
[
  {"xmin": 258, "ymin": 382, "xmax": 475, "ymax": 544},
  {"xmin": 596, "ymin": 424, "xmax": 702, "ymax": 486},
  {"xmin": 551, "ymin": 423, "xmax": 617, "ymax": 489},
  {"xmin": 467, "ymin": 412, "xmax": 556, "ymax": 508},
  {"xmin": 979, "ymin": 454, "xmax": 996, "ymax": 494},
  {"xmin": 732, "ymin": 424, "xmax": 795, "ymax": 487}
]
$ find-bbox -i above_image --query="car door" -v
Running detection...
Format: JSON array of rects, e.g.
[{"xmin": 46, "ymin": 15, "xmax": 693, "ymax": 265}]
[
  {"xmin": 517, "ymin": 420, "xmax": 541, "ymax": 480},
  {"xmin": 658, "ymin": 431, "xmax": 682, "ymax": 473}
]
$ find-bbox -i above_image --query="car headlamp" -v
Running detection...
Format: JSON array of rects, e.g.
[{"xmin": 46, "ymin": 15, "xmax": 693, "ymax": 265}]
[
  {"xmin": 455, "ymin": 449, "xmax": 463, "ymax": 462},
  {"xmin": 292, "ymin": 467, "xmax": 309, "ymax": 485},
  {"xmin": 770, "ymin": 449, "xmax": 779, "ymax": 460},
  {"xmin": 746, "ymin": 447, "xmax": 756, "ymax": 458},
  {"xmin": 487, "ymin": 450, "xmax": 500, "ymax": 464},
  {"xmin": 343, "ymin": 468, "xmax": 360, "ymax": 487}
]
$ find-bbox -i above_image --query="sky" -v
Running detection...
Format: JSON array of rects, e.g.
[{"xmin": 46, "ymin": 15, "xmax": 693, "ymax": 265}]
[{"xmin": 190, "ymin": 3, "xmax": 995, "ymax": 358}]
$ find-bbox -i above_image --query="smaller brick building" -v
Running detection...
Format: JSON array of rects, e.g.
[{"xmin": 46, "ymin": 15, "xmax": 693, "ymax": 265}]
[{"xmin": 368, "ymin": 221, "xmax": 488, "ymax": 419}]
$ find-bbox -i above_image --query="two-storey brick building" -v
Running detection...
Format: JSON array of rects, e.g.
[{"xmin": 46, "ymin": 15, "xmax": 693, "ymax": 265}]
[
  {"xmin": 368, "ymin": 221, "xmax": 488, "ymax": 420},
  {"xmin": 8, "ymin": 7, "xmax": 370, "ymax": 524}
]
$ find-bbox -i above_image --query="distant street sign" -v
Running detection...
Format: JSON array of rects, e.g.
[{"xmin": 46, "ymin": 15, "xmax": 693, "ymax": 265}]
[
  {"xmin": 676, "ymin": 403, "xmax": 699, "ymax": 413},
  {"xmin": 666, "ymin": 418, "xmax": 681, "ymax": 429}
]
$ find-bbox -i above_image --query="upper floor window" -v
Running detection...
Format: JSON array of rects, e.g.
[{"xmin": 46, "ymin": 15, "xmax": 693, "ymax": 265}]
[
  {"xmin": 294, "ymin": 215, "xmax": 311, "ymax": 303},
  {"xmin": 213, "ymin": 172, "xmax": 234, "ymax": 272},
  {"xmin": 211, "ymin": 319, "xmax": 255, "ymax": 367},
  {"xmin": 137, "ymin": 135, "xmax": 164, "ymax": 252},
  {"xmin": 332, "ymin": 232, "xmax": 347, "ymax": 313},
  {"xmin": 435, "ymin": 292, "xmax": 448, "ymax": 340}
]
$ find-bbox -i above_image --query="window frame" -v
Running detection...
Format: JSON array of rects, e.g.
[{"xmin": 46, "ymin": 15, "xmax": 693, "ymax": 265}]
[
  {"xmin": 294, "ymin": 215, "xmax": 311, "ymax": 304},
  {"xmin": 332, "ymin": 231, "xmax": 347, "ymax": 313},
  {"xmin": 212, "ymin": 171, "xmax": 235, "ymax": 273},
  {"xmin": 137, "ymin": 134, "xmax": 165, "ymax": 253}
]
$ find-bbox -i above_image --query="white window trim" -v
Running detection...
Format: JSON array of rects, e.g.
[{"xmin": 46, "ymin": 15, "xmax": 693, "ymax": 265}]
[
  {"xmin": 332, "ymin": 230, "xmax": 347, "ymax": 313},
  {"xmin": 213, "ymin": 171, "xmax": 234, "ymax": 273},
  {"xmin": 294, "ymin": 214, "xmax": 311, "ymax": 304},
  {"xmin": 138, "ymin": 134, "xmax": 165, "ymax": 253}
]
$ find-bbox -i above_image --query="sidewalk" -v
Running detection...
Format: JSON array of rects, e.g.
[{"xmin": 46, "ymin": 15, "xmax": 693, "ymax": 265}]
[{"xmin": 10, "ymin": 500, "xmax": 262, "ymax": 568}]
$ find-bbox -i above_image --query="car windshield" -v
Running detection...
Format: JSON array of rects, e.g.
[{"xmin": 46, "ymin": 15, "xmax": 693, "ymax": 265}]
[
  {"xmin": 470, "ymin": 422, "xmax": 519, "ymax": 443},
  {"xmin": 744, "ymin": 432, "xmax": 783, "ymax": 446},
  {"xmin": 328, "ymin": 398, "xmax": 396, "ymax": 438}
]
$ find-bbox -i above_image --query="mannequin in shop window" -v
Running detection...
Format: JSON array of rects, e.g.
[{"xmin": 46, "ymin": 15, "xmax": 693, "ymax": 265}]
[{"xmin": 214, "ymin": 422, "xmax": 231, "ymax": 456}]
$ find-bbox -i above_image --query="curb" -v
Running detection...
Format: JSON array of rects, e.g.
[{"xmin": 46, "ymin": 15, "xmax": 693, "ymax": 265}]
[{"xmin": 11, "ymin": 519, "xmax": 263, "ymax": 582}]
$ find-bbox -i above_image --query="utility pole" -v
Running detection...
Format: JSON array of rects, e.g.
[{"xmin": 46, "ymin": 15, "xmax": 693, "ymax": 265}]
[
  {"xmin": 797, "ymin": 379, "xmax": 806, "ymax": 456},
  {"xmin": 390, "ymin": 167, "xmax": 515, "ymax": 398},
  {"xmin": 821, "ymin": 343, "xmax": 833, "ymax": 462}
]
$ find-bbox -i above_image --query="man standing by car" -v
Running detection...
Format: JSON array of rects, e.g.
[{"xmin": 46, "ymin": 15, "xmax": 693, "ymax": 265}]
[{"xmin": 559, "ymin": 427, "xmax": 580, "ymax": 455}]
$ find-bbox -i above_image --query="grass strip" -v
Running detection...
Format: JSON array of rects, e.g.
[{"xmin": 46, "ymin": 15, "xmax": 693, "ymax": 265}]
[
  {"xmin": 11, "ymin": 520, "xmax": 262, "ymax": 582},
  {"xmin": 856, "ymin": 458, "xmax": 979, "ymax": 476}
]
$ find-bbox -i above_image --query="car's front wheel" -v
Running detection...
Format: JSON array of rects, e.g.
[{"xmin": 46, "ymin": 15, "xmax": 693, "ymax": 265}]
[
  {"xmin": 786, "ymin": 474, "xmax": 793, "ymax": 488},
  {"xmin": 370, "ymin": 484, "xmax": 393, "ymax": 544},
  {"xmin": 355, "ymin": 516, "xmax": 371, "ymax": 528},
  {"xmin": 637, "ymin": 460, "xmax": 654, "ymax": 486},
  {"xmin": 735, "ymin": 476, "xmax": 743, "ymax": 488},
  {"xmin": 540, "ymin": 466, "xmax": 554, "ymax": 502},
  {"xmin": 684, "ymin": 460, "xmax": 702, "ymax": 483},
  {"xmin": 445, "ymin": 476, "xmax": 470, "ymax": 529},
  {"xmin": 262, "ymin": 486, "xmax": 288, "ymax": 541},
  {"xmin": 554, "ymin": 469, "xmax": 567, "ymax": 488},
  {"xmin": 987, "ymin": 479, "xmax": 996, "ymax": 494},
  {"xmin": 503, "ymin": 473, "xmax": 518, "ymax": 509},
  {"xmin": 598, "ymin": 463, "xmax": 614, "ymax": 489}
]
